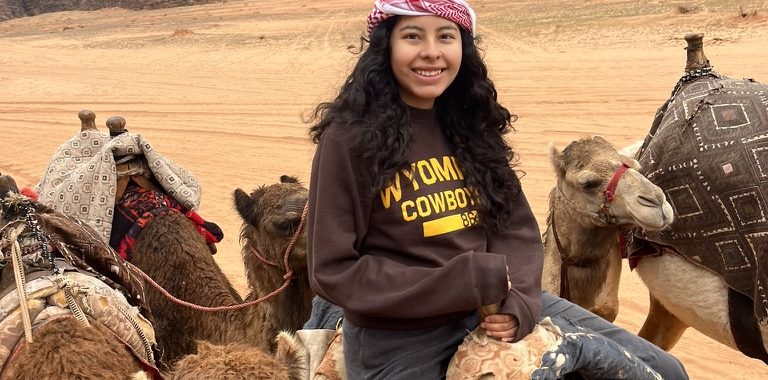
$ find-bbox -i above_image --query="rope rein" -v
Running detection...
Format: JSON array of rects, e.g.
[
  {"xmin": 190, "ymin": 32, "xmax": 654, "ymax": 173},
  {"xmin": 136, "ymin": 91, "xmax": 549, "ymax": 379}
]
[{"xmin": 127, "ymin": 201, "xmax": 309, "ymax": 312}]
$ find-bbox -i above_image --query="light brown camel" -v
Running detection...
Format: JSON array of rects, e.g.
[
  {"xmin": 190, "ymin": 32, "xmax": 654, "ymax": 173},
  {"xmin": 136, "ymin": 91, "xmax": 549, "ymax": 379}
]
[
  {"xmin": 547, "ymin": 135, "xmax": 768, "ymax": 360},
  {"xmin": 544, "ymin": 34, "xmax": 768, "ymax": 363},
  {"xmin": 0, "ymin": 175, "xmax": 158, "ymax": 379},
  {"xmin": 541, "ymin": 136, "xmax": 673, "ymax": 322}
]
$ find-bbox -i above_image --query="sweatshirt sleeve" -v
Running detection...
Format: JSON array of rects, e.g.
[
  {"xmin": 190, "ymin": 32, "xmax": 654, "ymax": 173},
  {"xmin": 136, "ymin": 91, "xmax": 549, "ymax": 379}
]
[
  {"xmin": 488, "ymin": 190, "xmax": 544, "ymax": 341},
  {"xmin": 307, "ymin": 129, "xmax": 510, "ymax": 319}
]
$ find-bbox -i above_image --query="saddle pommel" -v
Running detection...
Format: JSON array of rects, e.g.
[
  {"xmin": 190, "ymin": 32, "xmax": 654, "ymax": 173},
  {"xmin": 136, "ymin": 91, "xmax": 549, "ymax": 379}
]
[
  {"xmin": 78, "ymin": 110, "xmax": 97, "ymax": 132},
  {"xmin": 684, "ymin": 33, "xmax": 710, "ymax": 72},
  {"xmin": 107, "ymin": 116, "xmax": 127, "ymax": 137}
]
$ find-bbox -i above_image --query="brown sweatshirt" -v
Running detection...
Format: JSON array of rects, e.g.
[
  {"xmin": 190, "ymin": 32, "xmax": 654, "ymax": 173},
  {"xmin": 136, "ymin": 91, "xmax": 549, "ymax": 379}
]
[{"xmin": 307, "ymin": 107, "xmax": 543, "ymax": 340}]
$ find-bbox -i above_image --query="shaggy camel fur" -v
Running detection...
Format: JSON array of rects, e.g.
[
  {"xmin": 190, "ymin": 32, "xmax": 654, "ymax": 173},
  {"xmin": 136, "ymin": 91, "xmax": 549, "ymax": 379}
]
[
  {"xmin": 547, "ymin": 137, "xmax": 768, "ymax": 359},
  {"xmin": 542, "ymin": 136, "xmax": 673, "ymax": 322},
  {"xmin": 130, "ymin": 211, "xmax": 245, "ymax": 365},
  {"xmin": 129, "ymin": 176, "xmax": 309, "ymax": 366},
  {"xmin": 3, "ymin": 317, "xmax": 151, "ymax": 380},
  {"xmin": 234, "ymin": 175, "xmax": 313, "ymax": 352},
  {"xmin": 169, "ymin": 332, "xmax": 306, "ymax": 380}
]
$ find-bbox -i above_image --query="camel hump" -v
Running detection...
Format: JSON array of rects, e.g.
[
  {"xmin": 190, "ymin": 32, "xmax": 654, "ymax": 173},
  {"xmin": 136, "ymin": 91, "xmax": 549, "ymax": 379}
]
[
  {"xmin": 106, "ymin": 116, "xmax": 127, "ymax": 136},
  {"xmin": 684, "ymin": 33, "xmax": 710, "ymax": 72},
  {"xmin": 78, "ymin": 109, "xmax": 97, "ymax": 132}
]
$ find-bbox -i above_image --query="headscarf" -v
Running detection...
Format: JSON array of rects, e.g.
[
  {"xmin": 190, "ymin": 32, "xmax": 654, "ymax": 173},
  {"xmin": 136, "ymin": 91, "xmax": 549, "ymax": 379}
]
[{"xmin": 366, "ymin": 0, "xmax": 476, "ymax": 37}]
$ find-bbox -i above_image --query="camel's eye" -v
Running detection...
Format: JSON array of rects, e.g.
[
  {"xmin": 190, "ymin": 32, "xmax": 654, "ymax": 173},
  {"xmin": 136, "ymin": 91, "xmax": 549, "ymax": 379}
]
[
  {"xmin": 271, "ymin": 216, "xmax": 300, "ymax": 235},
  {"xmin": 579, "ymin": 179, "xmax": 603, "ymax": 192}
]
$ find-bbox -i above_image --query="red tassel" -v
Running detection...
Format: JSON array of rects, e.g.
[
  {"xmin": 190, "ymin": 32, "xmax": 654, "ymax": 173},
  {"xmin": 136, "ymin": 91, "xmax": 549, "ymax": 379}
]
[{"xmin": 20, "ymin": 187, "xmax": 38, "ymax": 201}]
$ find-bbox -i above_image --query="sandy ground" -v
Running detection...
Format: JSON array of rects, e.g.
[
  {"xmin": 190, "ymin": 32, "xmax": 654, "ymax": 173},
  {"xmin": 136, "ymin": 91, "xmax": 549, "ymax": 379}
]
[{"xmin": 1, "ymin": 0, "xmax": 768, "ymax": 377}]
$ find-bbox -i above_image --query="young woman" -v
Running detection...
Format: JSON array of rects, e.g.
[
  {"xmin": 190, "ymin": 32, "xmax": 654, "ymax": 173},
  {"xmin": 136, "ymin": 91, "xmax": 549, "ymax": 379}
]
[{"xmin": 306, "ymin": 1, "xmax": 689, "ymax": 379}]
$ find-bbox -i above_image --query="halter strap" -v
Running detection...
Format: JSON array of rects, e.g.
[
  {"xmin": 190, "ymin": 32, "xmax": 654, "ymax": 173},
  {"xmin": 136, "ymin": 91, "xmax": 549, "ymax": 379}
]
[{"xmin": 604, "ymin": 163, "xmax": 630, "ymax": 204}]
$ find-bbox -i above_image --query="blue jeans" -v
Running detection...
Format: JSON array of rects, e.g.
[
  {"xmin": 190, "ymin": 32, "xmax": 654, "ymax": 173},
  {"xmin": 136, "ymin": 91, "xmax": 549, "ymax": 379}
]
[{"xmin": 342, "ymin": 292, "xmax": 689, "ymax": 380}]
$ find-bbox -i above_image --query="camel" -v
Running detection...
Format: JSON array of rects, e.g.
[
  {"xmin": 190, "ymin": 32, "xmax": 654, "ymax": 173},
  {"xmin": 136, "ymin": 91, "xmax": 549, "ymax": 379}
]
[
  {"xmin": 233, "ymin": 175, "xmax": 313, "ymax": 351},
  {"xmin": 544, "ymin": 34, "xmax": 768, "ymax": 363},
  {"xmin": 129, "ymin": 175, "xmax": 311, "ymax": 366},
  {"xmin": 540, "ymin": 135, "xmax": 672, "ymax": 322},
  {"xmin": 34, "ymin": 115, "xmax": 314, "ymax": 371},
  {"xmin": 0, "ymin": 174, "xmax": 159, "ymax": 379}
]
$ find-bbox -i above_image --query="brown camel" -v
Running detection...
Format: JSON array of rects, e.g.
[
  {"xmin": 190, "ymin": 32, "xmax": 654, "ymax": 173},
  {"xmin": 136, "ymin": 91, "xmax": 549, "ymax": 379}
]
[
  {"xmin": 35, "ymin": 114, "xmax": 313, "ymax": 370},
  {"xmin": 233, "ymin": 175, "xmax": 313, "ymax": 351},
  {"xmin": 544, "ymin": 34, "xmax": 768, "ymax": 363},
  {"xmin": 128, "ymin": 175, "xmax": 310, "ymax": 366},
  {"xmin": 4, "ymin": 317, "xmax": 153, "ymax": 380},
  {"xmin": 0, "ymin": 175, "xmax": 158, "ymax": 379}
]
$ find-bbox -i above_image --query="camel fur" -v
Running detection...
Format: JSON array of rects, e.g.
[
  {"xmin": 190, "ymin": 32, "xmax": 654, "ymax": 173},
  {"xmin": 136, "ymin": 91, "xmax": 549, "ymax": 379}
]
[
  {"xmin": 2, "ymin": 316, "xmax": 152, "ymax": 380},
  {"xmin": 546, "ymin": 136, "xmax": 768, "ymax": 357},
  {"xmin": 169, "ymin": 332, "xmax": 307, "ymax": 380}
]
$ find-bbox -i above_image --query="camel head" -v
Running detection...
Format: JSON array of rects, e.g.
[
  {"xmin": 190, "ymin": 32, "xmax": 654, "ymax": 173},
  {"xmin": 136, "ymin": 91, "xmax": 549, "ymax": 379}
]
[
  {"xmin": 549, "ymin": 136, "xmax": 674, "ymax": 231},
  {"xmin": 234, "ymin": 175, "xmax": 309, "ymax": 287}
]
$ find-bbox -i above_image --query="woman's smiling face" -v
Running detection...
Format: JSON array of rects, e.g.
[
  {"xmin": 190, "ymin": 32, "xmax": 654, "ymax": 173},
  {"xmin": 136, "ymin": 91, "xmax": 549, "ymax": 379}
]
[{"xmin": 389, "ymin": 15, "xmax": 463, "ymax": 109}]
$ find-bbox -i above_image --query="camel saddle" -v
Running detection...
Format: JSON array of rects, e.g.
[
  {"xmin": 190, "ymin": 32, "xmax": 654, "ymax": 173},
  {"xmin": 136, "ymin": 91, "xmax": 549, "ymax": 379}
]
[
  {"xmin": 35, "ymin": 129, "xmax": 202, "ymax": 245},
  {"xmin": 0, "ymin": 193, "xmax": 160, "ymax": 374},
  {"xmin": 632, "ymin": 70, "xmax": 768, "ymax": 324}
]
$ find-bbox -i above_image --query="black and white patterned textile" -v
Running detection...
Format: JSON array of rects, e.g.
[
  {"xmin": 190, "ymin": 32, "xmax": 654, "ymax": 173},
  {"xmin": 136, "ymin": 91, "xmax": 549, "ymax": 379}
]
[
  {"xmin": 34, "ymin": 130, "xmax": 201, "ymax": 244},
  {"xmin": 634, "ymin": 71, "xmax": 768, "ymax": 323}
]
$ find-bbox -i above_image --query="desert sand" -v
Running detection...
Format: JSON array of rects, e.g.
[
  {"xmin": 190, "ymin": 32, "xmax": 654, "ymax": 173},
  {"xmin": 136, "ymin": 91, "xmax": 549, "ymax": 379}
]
[{"xmin": 1, "ymin": 0, "xmax": 768, "ymax": 378}]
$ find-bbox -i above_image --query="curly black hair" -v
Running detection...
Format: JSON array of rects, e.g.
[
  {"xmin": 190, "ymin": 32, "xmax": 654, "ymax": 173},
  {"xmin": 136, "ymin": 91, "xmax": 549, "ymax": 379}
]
[{"xmin": 308, "ymin": 17, "xmax": 521, "ymax": 233}]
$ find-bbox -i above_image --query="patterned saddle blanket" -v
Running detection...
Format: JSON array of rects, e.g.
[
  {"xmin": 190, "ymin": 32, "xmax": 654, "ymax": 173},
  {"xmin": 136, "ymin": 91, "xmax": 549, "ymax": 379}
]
[
  {"xmin": 633, "ymin": 70, "xmax": 768, "ymax": 323},
  {"xmin": 0, "ymin": 269, "xmax": 158, "ymax": 371},
  {"xmin": 0, "ymin": 193, "xmax": 159, "ymax": 371},
  {"xmin": 34, "ymin": 129, "xmax": 202, "ymax": 244}
]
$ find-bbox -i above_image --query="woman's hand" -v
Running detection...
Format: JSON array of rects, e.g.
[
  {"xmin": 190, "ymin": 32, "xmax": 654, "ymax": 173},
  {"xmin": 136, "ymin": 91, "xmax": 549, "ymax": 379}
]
[{"xmin": 481, "ymin": 313, "xmax": 519, "ymax": 342}]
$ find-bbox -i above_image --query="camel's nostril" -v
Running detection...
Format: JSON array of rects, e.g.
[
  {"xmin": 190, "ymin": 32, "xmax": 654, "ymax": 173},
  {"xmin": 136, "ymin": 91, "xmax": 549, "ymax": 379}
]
[{"xmin": 638, "ymin": 195, "xmax": 660, "ymax": 207}]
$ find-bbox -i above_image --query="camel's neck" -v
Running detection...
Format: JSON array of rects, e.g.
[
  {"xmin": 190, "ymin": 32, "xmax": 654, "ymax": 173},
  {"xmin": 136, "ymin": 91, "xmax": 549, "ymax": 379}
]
[
  {"xmin": 239, "ymin": 241, "xmax": 314, "ymax": 350},
  {"xmin": 544, "ymin": 188, "xmax": 621, "ymax": 264},
  {"xmin": 245, "ymin": 272, "xmax": 314, "ymax": 326}
]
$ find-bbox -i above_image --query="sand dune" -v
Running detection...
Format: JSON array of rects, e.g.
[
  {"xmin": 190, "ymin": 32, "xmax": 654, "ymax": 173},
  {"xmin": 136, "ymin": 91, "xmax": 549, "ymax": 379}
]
[{"xmin": 1, "ymin": 0, "xmax": 768, "ymax": 378}]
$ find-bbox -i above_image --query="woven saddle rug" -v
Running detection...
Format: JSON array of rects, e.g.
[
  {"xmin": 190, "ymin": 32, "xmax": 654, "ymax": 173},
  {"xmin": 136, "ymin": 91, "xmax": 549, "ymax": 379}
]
[
  {"xmin": 0, "ymin": 193, "xmax": 159, "ymax": 369},
  {"xmin": 633, "ymin": 71, "xmax": 768, "ymax": 323},
  {"xmin": 35, "ymin": 129, "xmax": 201, "ymax": 244},
  {"xmin": 0, "ymin": 193, "xmax": 151, "ymax": 321},
  {"xmin": 0, "ymin": 270, "xmax": 158, "ymax": 371}
]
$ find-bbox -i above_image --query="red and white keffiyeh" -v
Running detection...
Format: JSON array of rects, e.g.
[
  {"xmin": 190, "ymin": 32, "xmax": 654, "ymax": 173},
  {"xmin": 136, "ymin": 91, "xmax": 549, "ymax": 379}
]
[{"xmin": 366, "ymin": 0, "xmax": 476, "ymax": 37}]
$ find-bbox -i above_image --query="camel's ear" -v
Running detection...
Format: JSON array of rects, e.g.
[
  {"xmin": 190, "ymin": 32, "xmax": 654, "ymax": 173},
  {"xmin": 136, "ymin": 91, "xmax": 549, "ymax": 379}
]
[
  {"xmin": 280, "ymin": 175, "xmax": 299, "ymax": 184},
  {"xmin": 233, "ymin": 188, "xmax": 261, "ymax": 226},
  {"xmin": 548, "ymin": 142, "xmax": 565, "ymax": 175},
  {"xmin": 0, "ymin": 175, "xmax": 19, "ymax": 199},
  {"xmin": 275, "ymin": 331, "xmax": 309, "ymax": 380}
]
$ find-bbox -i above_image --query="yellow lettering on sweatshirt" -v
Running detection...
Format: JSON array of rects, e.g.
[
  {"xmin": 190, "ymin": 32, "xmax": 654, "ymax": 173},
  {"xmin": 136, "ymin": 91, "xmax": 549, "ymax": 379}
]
[{"xmin": 379, "ymin": 173, "xmax": 403, "ymax": 209}]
